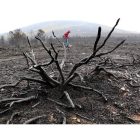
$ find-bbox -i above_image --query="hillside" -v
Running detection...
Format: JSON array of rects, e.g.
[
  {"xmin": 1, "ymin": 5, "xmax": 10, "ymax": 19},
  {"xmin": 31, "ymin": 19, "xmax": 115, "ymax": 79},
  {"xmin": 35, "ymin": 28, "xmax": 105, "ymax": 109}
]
[{"xmin": 1, "ymin": 20, "xmax": 140, "ymax": 37}]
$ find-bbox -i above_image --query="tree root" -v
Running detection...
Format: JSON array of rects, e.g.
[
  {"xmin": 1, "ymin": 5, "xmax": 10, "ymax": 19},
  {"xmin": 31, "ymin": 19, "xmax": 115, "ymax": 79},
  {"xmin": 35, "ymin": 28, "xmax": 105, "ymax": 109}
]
[
  {"xmin": 69, "ymin": 83, "xmax": 108, "ymax": 102},
  {"xmin": 24, "ymin": 115, "xmax": 46, "ymax": 124},
  {"xmin": 8, "ymin": 95, "xmax": 38, "ymax": 107},
  {"xmin": 0, "ymin": 77, "xmax": 47, "ymax": 90}
]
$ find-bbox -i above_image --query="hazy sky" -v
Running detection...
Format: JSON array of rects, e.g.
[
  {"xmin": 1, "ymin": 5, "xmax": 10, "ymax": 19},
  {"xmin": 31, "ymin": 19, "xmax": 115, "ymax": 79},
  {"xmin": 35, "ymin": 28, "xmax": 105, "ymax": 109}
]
[{"xmin": 0, "ymin": 0, "xmax": 140, "ymax": 34}]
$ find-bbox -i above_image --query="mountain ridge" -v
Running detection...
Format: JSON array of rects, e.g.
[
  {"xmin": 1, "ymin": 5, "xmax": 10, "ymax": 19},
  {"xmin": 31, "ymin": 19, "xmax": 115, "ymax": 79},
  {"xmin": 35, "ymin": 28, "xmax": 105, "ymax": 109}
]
[{"xmin": 1, "ymin": 20, "xmax": 140, "ymax": 37}]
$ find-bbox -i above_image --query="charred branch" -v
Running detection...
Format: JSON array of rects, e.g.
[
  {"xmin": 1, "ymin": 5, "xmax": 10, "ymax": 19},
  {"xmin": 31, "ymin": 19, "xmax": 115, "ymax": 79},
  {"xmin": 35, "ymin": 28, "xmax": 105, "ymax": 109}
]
[
  {"xmin": 52, "ymin": 31, "xmax": 66, "ymax": 70},
  {"xmin": 67, "ymin": 19, "xmax": 125, "ymax": 78}
]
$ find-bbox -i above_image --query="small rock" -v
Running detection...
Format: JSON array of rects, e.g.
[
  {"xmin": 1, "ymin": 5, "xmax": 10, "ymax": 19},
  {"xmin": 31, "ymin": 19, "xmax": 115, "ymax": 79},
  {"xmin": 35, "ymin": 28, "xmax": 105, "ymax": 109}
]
[
  {"xmin": 1, "ymin": 88, "xmax": 5, "ymax": 91},
  {"xmin": 77, "ymin": 119, "xmax": 81, "ymax": 123}
]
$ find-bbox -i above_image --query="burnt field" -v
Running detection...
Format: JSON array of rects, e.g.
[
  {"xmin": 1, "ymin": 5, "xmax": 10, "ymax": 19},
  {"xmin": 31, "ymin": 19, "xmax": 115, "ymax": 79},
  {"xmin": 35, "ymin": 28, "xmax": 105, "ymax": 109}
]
[{"xmin": 1, "ymin": 40, "xmax": 140, "ymax": 124}]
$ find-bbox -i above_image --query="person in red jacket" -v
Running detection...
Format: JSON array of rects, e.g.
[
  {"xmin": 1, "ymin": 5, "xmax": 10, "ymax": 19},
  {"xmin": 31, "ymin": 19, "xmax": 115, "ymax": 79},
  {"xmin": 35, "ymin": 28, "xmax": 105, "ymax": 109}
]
[{"xmin": 64, "ymin": 30, "xmax": 71, "ymax": 47}]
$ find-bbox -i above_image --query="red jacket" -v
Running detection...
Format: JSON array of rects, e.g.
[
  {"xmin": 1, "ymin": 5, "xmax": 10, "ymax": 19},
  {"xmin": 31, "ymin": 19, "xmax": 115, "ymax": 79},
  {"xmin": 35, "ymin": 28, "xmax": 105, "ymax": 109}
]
[{"xmin": 64, "ymin": 30, "xmax": 71, "ymax": 38}]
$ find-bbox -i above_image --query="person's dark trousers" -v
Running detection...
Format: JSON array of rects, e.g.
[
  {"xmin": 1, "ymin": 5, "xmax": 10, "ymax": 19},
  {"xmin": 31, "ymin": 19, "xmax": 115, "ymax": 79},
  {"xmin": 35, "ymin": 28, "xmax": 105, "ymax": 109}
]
[{"xmin": 65, "ymin": 38, "xmax": 68, "ymax": 47}]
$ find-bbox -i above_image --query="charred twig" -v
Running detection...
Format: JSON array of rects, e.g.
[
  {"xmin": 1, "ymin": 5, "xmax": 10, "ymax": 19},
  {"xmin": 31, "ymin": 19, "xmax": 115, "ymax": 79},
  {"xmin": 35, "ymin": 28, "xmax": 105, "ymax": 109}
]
[
  {"xmin": 68, "ymin": 83, "xmax": 94, "ymax": 90},
  {"xmin": 92, "ymin": 65, "xmax": 118, "ymax": 79},
  {"xmin": 67, "ymin": 19, "xmax": 125, "ymax": 78},
  {"xmin": 64, "ymin": 73, "xmax": 79, "ymax": 87},
  {"xmin": 23, "ymin": 52, "xmax": 30, "ymax": 68},
  {"xmin": 56, "ymin": 107, "xmax": 66, "ymax": 124},
  {"xmin": 98, "ymin": 57, "xmax": 115, "ymax": 66},
  {"xmin": 55, "ymin": 60, "xmax": 65, "ymax": 84},
  {"xmin": 0, "ymin": 98, "xmax": 24, "ymax": 104},
  {"xmin": 34, "ymin": 60, "xmax": 54, "ymax": 67},
  {"xmin": 50, "ymin": 43, "xmax": 64, "ymax": 83},
  {"xmin": 46, "ymin": 98, "xmax": 71, "ymax": 108},
  {"xmin": 75, "ymin": 113, "xmax": 94, "ymax": 122},
  {"xmin": 35, "ymin": 36, "xmax": 53, "ymax": 58},
  {"xmin": 64, "ymin": 91, "xmax": 75, "ymax": 108},
  {"xmin": 118, "ymin": 63, "xmax": 135, "ymax": 68},
  {"xmin": 125, "ymin": 116, "xmax": 139, "ymax": 123},
  {"xmin": 7, "ymin": 111, "xmax": 21, "ymax": 124},
  {"xmin": 24, "ymin": 52, "xmax": 37, "ymax": 65},
  {"xmin": 31, "ymin": 102, "xmax": 41, "ymax": 108},
  {"xmin": 96, "ymin": 40, "xmax": 125, "ymax": 57},
  {"xmin": 0, "ymin": 108, "xmax": 11, "ymax": 115},
  {"xmin": 52, "ymin": 31, "xmax": 66, "ymax": 70},
  {"xmin": 24, "ymin": 115, "xmax": 46, "ymax": 124},
  {"xmin": 35, "ymin": 36, "xmax": 64, "ymax": 85},
  {"xmin": 27, "ymin": 36, "xmax": 36, "ymax": 62},
  {"xmin": 127, "ymin": 82, "xmax": 140, "ymax": 88}
]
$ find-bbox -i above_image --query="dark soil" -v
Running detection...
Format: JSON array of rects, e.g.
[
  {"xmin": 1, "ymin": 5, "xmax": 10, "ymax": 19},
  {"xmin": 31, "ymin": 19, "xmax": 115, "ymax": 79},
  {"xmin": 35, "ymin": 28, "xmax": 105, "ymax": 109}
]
[{"xmin": 1, "ymin": 43, "xmax": 140, "ymax": 124}]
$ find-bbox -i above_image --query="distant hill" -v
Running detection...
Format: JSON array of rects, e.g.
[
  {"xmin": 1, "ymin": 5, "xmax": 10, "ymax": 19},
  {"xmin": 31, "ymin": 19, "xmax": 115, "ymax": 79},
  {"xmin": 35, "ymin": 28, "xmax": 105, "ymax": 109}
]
[{"xmin": 1, "ymin": 20, "xmax": 140, "ymax": 37}]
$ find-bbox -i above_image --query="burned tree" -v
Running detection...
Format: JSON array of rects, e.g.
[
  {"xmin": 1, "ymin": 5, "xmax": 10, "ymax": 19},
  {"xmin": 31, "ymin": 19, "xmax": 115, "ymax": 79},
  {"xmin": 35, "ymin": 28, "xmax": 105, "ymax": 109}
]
[{"xmin": 0, "ymin": 19, "xmax": 125, "ymax": 109}]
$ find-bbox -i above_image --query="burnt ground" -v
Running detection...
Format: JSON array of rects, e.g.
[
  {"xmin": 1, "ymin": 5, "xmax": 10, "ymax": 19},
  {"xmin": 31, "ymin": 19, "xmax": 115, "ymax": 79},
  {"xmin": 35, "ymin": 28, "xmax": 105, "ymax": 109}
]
[{"xmin": 1, "ymin": 42, "xmax": 140, "ymax": 124}]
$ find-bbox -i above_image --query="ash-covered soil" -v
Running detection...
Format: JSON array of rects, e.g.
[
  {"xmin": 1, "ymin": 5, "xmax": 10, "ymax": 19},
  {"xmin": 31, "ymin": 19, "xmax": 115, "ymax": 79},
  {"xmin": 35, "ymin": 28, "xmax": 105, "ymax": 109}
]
[{"xmin": 0, "ymin": 43, "xmax": 140, "ymax": 124}]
